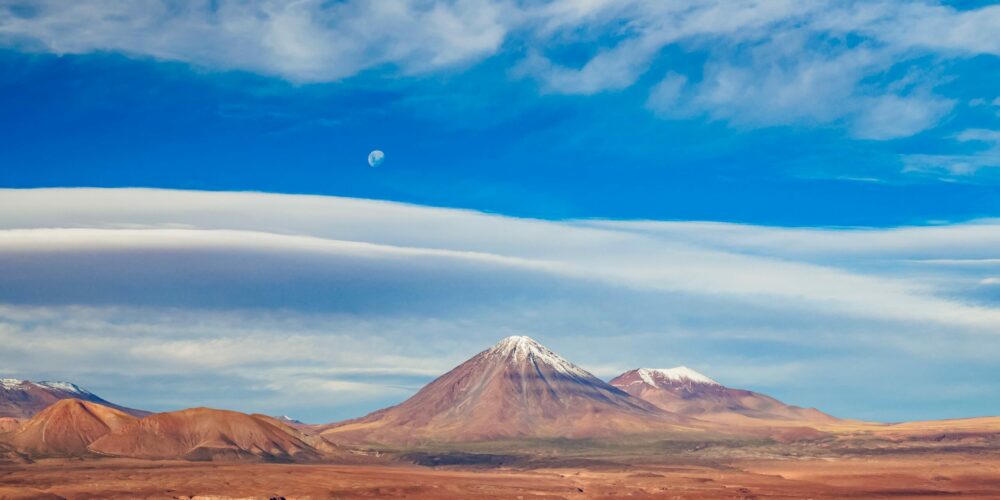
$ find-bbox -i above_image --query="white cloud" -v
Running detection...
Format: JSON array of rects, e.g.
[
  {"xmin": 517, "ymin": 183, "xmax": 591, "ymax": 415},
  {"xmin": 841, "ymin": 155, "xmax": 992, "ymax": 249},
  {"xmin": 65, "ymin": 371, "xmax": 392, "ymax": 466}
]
[
  {"xmin": 903, "ymin": 128, "xmax": 1000, "ymax": 176},
  {"xmin": 3, "ymin": 187, "xmax": 1000, "ymax": 328},
  {"xmin": 2, "ymin": 188, "xmax": 1000, "ymax": 421},
  {"xmin": 645, "ymin": 72, "xmax": 687, "ymax": 115},
  {"xmin": 851, "ymin": 93, "xmax": 955, "ymax": 140},
  {"xmin": 873, "ymin": 3, "xmax": 1000, "ymax": 55},
  {"xmin": 0, "ymin": 0, "xmax": 511, "ymax": 82},
  {"xmin": 587, "ymin": 218, "xmax": 1000, "ymax": 263},
  {"xmin": 516, "ymin": 42, "xmax": 657, "ymax": 95},
  {"xmin": 1, "ymin": 1, "xmax": 995, "ymax": 138},
  {"xmin": 958, "ymin": 129, "xmax": 1000, "ymax": 143},
  {"xmin": 525, "ymin": 1, "xmax": 983, "ymax": 137}
]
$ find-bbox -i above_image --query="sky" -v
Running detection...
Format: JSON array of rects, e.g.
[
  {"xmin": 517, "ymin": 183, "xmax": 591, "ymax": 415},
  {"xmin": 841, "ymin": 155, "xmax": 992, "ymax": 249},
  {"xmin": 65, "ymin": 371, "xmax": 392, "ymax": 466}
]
[{"xmin": 0, "ymin": 0, "xmax": 999, "ymax": 423}]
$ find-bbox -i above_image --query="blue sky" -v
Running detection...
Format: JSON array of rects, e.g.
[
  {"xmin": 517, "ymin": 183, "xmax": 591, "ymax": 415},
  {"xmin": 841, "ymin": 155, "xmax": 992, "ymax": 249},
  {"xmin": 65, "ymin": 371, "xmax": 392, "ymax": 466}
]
[
  {"xmin": 1, "ymin": 1, "xmax": 999, "ymax": 225},
  {"xmin": 1, "ymin": 1, "xmax": 999, "ymax": 422}
]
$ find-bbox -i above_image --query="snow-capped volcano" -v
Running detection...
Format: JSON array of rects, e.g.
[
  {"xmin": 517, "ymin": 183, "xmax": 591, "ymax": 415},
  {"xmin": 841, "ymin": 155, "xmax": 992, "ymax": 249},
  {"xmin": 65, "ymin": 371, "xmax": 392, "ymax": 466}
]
[
  {"xmin": 323, "ymin": 336, "xmax": 695, "ymax": 445},
  {"xmin": 610, "ymin": 368, "xmax": 837, "ymax": 425},
  {"xmin": 0, "ymin": 378, "xmax": 147, "ymax": 418}
]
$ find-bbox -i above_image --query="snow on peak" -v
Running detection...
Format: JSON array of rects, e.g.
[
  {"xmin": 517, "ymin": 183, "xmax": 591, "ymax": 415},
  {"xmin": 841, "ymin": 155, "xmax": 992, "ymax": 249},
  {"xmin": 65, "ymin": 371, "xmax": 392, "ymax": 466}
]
[
  {"xmin": 492, "ymin": 335, "xmax": 537, "ymax": 351},
  {"xmin": 636, "ymin": 367, "xmax": 719, "ymax": 387},
  {"xmin": 1, "ymin": 378, "xmax": 26, "ymax": 390},
  {"xmin": 36, "ymin": 381, "xmax": 92, "ymax": 395},
  {"xmin": 1, "ymin": 378, "xmax": 93, "ymax": 394},
  {"xmin": 486, "ymin": 336, "xmax": 594, "ymax": 379}
]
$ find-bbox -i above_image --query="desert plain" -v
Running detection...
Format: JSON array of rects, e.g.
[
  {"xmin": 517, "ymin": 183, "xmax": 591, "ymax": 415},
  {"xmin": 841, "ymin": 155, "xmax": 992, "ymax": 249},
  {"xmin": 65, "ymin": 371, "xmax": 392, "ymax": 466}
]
[
  {"xmin": 4, "ymin": 416, "xmax": 1000, "ymax": 500},
  {"xmin": 3, "ymin": 451, "xmax": 1000, "ymax": 499}
]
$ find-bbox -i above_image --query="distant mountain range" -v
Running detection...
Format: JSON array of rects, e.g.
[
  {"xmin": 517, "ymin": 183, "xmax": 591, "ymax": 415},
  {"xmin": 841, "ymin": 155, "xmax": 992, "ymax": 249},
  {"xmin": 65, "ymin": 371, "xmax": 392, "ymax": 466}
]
[{"xmin": 0, "ymin": 336, "xmax": 853, "ymax": 462}]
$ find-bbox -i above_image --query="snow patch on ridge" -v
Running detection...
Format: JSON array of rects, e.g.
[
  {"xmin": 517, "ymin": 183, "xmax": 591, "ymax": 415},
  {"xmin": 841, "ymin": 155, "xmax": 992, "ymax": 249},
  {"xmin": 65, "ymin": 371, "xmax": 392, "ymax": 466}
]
[
  {"xmin": 2, "ymin": 378, "xmax": 93, "ymax": 394},
  {"xmin": 486, "ymin": 336, "xmax": 595, "ymax": 379},
  {"xmin": 637, "ymin": 367, "xmax": 719, "ymax": 387},
  {"xmin": 1, "ymin": 378, "xmax": 25, "ymax": 390},
  {"xmin": 37, "ymin": 381, "xmax": 83, "ymax": 394},
  {"xmin": 36, "ymin": 381, "xmax": 93, "ymax": 395}
]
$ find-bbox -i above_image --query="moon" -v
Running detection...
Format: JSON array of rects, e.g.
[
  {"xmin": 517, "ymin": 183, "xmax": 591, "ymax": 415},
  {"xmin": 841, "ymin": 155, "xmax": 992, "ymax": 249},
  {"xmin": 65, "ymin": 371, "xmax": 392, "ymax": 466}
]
[{"xmin": 367, "ymin": 150, "xmax": 385, "ymax": 168}]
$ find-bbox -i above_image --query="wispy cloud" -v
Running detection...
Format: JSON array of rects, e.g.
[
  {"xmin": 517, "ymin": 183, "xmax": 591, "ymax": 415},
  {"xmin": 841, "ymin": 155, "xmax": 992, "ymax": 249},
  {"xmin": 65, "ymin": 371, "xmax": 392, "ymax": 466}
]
[
  {"xmin": 0, "ymin": 0, "xmax": 509, "ymax": 82},
  {"xmin": 1, "ymin": 1, "xmax": 996, "ymax": 140},
  {"xmin": 521, "ymin": 1, "xmax": 989, "ymax": 138},
  {"xmin": 903, "ymin": 128, "xmax": 1000, "ymax": 176}
]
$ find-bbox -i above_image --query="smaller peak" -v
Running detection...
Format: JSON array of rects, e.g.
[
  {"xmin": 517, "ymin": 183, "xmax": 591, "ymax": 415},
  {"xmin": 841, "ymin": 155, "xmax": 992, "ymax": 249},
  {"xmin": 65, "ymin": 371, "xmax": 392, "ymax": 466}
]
[
  {"xmin": 636, "ymin": 367, "xmax": 719, "ymax": 386},
  {"xmin": 40, "ymin": 398, "xmax": 130, "ymax": 419},
  {"xmin": 44, "ymin": 398, "xmax": 91, "ymax": 410}
]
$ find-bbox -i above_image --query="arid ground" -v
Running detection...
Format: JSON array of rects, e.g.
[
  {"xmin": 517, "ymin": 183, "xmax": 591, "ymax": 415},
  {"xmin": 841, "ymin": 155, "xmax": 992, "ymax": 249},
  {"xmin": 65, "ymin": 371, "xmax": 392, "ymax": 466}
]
[{"xmin": 2, "ymin": 451, "xmax": 999, "ymax": 499}]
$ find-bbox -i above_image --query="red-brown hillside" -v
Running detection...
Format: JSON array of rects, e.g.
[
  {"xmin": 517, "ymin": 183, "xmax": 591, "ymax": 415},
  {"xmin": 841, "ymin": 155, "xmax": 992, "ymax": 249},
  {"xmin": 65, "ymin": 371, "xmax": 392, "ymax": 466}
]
[
  {"xmin": 0, "ymin": 417, "xmax": 20, "ymax": 433},
  {"xmin": 89, "ymin": 407, "xmax": 322, "ymax": 462},
  {"xmin": 4, "ymin": 399, "xmax": 138, "ymax": 457}
]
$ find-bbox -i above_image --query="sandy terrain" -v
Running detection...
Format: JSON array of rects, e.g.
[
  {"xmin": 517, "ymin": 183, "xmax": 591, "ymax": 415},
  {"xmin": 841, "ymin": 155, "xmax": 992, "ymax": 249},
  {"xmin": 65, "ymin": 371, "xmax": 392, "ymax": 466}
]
[{"xmin": 2, "ymin": 453, "xmax": 999, "ymax": 499}]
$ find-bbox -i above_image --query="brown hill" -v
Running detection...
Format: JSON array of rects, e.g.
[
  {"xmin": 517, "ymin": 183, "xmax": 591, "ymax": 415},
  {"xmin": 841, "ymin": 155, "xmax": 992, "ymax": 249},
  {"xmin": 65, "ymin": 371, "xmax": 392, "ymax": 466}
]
[
  {"xmin": 0, "ymin": 378, "xmax": 148, "ymax": 418},
  {"xmin": 3, "ymin": 399, "xmax": 138, "ymax": 457},
  {"xmin": 89, "ymin": 407, "xmax": 323, "ymax": 462},
  {"xmin": 610, "ymin": 367, "xmax": 837, "ymax": 425},
  {"xmin": 323, "ymin": 336, "xmax": 702, "ymax": 445}
]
